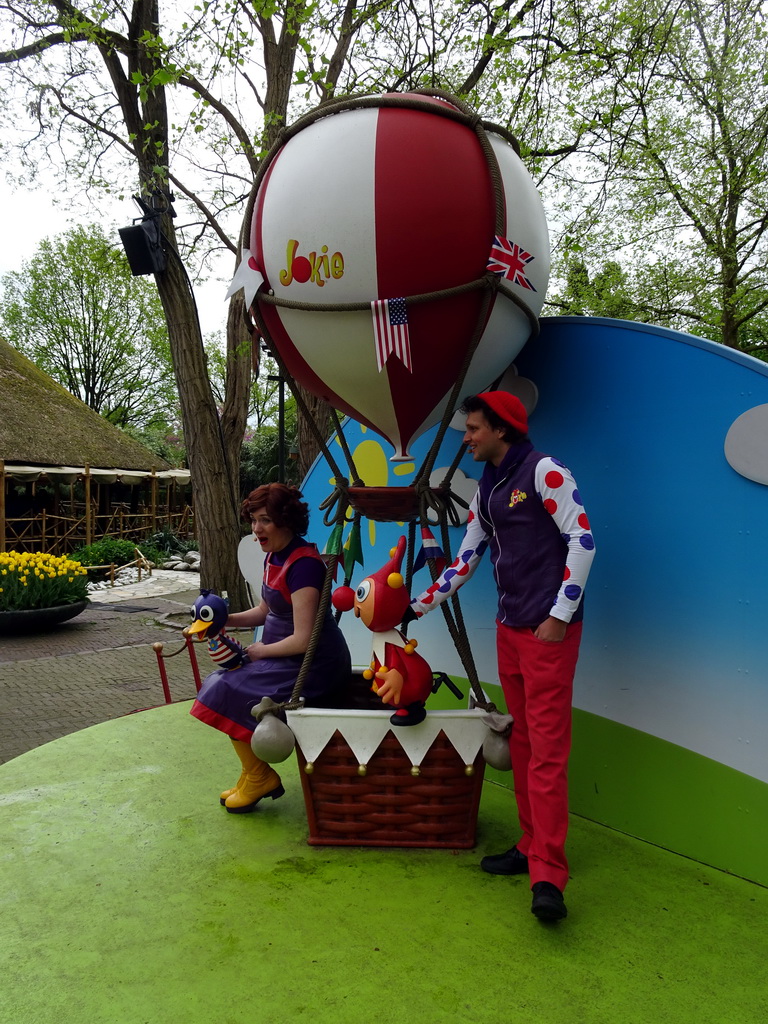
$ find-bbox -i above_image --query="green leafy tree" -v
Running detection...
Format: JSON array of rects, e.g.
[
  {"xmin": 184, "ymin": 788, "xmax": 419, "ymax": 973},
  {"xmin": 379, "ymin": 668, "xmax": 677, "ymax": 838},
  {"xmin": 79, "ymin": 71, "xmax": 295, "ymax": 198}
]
[
  {"xmin": 0, "ymin": 223, "xmax": 177, "ymax": 427},
  {"xmin": 240, "ymin": 399, "xmax": 300, "ymax": 496},
  {"xmin": 0, "ymin": 0, "xmax": 253, "ymax": 605},
  {"xmin": 0, "ymin": 0, "xmax": 605, "ymax": 605},
  {"xmin": 122, "ymin": 420, "xmax": 187, "ymax": 467},
  {"xmin": 548, "ymin": 257, "xmax": 638, "ymax": 320},
  {"xmin": 208, "ymin": 342, "xmax": 300, "ymax": 492},
  {"xmin": 541, "ymin": 0, "xmax": 768, "ymax": 356},
  {"xmin": 207, "ymin": 343, "xmax": 284, "ymax": 430}
]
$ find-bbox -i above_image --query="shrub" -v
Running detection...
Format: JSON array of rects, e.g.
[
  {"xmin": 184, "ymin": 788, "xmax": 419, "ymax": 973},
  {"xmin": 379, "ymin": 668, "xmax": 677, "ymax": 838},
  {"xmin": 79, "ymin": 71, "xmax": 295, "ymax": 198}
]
[
  {"xmin": 71, "ymin": 538, "xmax": 142, "ymax": 570},
  {"xmin": 0, "ymin": 552, "xmax": 89, "ymax": 611},
  {"xmin": 138, "ymin": 543, "xmax": 166, "ymax": 567},
  {"xmin": 146, "ymin": 527, "xmax": 199, "ymax": 557},
  {"xmin": 70, "ymin": 538, "xmax": 166, "ymax": 579}
]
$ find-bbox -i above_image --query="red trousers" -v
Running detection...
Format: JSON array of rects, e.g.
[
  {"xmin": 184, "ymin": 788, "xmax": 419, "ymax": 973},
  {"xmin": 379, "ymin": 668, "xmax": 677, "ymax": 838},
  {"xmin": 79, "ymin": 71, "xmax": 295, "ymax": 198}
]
[{"xmin": 496, "ymin": 621, "xmax": 583, "ymax": 892}]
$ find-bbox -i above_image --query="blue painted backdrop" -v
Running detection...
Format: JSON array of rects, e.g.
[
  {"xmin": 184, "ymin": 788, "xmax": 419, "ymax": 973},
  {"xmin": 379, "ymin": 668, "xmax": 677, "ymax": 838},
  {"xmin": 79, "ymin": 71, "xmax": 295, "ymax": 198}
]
[{"xmin": 302, "ymin": 316, "xmax": 768, "ymax": 882}]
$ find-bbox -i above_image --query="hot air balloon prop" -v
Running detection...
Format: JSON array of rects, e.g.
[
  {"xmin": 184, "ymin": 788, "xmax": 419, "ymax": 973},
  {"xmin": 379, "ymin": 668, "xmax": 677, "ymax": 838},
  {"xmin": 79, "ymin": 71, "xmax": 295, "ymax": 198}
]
[
  {"xmin": 229, "ymin": 88, "xmax": 549, "ymax": 714},
  {"xmin": 232, "ymin": 88, "xmax": 549, "ymax": 521}
]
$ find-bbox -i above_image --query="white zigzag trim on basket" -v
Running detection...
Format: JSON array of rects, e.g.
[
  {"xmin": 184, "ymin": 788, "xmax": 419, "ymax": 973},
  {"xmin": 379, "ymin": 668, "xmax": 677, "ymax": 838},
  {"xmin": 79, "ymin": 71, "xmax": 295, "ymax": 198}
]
[{"xmin": 286, "ymin": 708, "xmax": 489, "ymax": 766}]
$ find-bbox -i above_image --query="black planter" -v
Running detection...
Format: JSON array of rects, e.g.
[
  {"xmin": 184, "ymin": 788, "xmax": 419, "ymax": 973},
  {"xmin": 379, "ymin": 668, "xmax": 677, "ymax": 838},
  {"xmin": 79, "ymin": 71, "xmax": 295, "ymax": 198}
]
[{"xmin": 0, "ymin": 599, "xmax": 90, "ymax": 634}]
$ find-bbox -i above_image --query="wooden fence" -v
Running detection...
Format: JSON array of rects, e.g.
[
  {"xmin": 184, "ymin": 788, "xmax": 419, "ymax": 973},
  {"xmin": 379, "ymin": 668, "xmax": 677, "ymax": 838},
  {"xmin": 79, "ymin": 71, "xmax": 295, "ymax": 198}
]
[{"xmin": 2, "ymin": 505, "xmax": 195, "ymax": 556}]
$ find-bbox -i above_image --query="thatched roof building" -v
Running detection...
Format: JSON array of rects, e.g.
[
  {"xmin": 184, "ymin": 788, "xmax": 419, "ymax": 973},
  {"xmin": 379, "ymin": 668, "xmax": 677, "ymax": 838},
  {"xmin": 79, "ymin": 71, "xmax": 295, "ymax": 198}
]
[
  {"xmin": 1, "ymin": 339, "xmax": 191, "ymax": 552},
  {"xmin": 0, "ymin": 337, "xmax": 182, "ymax": 477}
]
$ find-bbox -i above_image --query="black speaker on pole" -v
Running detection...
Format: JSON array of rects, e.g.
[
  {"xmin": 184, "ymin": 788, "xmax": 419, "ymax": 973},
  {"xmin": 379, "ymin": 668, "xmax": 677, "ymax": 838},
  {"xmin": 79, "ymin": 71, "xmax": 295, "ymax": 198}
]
[{"xmin": 118, "ymin": 218, "xmax": 167, "ymax": 276}]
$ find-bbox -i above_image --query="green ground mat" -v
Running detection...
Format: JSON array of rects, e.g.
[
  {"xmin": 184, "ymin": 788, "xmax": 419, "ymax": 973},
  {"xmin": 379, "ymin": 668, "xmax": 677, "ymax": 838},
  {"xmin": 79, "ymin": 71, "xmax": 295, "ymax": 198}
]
[{"xmin": 1, "ymin": 701, "xmax": 765, "ymax": 1024}]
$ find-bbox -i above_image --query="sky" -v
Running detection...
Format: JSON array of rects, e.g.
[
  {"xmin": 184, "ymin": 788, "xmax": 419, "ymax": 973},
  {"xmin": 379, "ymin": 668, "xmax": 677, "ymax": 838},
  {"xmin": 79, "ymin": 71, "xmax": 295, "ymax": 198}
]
[{"xmin": 0, "ymin": 178, "xmax": 232, "ymax": 340}]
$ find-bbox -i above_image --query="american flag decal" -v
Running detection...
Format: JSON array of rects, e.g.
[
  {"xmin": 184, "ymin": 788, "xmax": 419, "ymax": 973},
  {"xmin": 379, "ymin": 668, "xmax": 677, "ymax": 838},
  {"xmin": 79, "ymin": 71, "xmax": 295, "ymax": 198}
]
[
  {"xmin": 487, "ymin": 236, "xmax": 537, "ymax": 291},
  {"xmin": 371, "ymin": 297, "xmax": 413, "ymax": 372}
]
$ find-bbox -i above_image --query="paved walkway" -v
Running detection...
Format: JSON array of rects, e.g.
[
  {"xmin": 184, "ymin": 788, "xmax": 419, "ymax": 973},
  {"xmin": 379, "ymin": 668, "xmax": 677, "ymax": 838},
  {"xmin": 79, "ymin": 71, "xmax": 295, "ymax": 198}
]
[{"xmin": 0, "ymin": 571, "xmax": 213, "ymax": 764}]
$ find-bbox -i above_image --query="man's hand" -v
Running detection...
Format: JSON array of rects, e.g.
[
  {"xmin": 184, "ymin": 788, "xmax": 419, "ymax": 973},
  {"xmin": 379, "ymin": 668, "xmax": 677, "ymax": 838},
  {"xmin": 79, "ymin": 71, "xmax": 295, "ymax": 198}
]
[{"xmin": 534, "ymin": 616, "xmax": 567, "ymax": 643}]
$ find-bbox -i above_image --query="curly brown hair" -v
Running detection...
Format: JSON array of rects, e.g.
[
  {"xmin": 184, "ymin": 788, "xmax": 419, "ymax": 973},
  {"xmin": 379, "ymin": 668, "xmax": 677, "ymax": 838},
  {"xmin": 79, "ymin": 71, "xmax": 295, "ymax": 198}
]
[{"xmin": 241, "ymin": 483, "xmax": 310, "ymax": 535}]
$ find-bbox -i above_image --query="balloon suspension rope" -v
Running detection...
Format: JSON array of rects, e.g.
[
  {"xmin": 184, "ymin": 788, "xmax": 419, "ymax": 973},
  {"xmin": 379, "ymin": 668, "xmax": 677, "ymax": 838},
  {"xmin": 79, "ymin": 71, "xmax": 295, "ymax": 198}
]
[
  {"xmin": 249, "ymin": 316, "xmax": 363, "ymax": 531},
  {"xmin": 284, "ymin": 553, "xmax": 339, "ymax": 711}
]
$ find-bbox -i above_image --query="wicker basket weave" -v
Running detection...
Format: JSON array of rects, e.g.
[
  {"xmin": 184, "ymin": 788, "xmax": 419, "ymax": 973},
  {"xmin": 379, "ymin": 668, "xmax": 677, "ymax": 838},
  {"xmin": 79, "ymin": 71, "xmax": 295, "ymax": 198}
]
[{"xmin": 295, "ymin": 728, "xmax": 485, "ymax": 849}]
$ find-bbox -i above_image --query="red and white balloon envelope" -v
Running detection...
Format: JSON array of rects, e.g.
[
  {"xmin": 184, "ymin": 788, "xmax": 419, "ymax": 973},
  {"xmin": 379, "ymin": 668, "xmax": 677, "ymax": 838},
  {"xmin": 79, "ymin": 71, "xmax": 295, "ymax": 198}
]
[{"xmin": 247, "ymin": 93, "xmax": 550, "ymax": 461}]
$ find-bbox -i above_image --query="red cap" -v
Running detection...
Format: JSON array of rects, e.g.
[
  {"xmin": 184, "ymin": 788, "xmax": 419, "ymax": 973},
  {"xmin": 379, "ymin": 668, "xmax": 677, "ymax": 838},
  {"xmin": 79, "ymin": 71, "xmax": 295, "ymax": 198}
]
[{"xmin": 477, "ymin": 391, "xmax": 528, "ymax": 435}]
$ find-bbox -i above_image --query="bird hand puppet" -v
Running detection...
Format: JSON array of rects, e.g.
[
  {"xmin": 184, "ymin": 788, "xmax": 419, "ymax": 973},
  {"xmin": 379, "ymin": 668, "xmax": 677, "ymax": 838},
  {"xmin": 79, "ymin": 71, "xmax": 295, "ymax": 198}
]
[
  {"xmin": 332, "ymin": 536, "xmax": 433, "ymax": 726},
  {"xmin": 187, "ymin": 590, "xmax": 249, "ymax": 670}
]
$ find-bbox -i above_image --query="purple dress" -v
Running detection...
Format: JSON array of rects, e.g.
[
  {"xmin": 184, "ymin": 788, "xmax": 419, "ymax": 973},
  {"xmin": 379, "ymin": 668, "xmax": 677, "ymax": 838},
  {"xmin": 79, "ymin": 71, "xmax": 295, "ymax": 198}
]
[{"xmin": 190, "ymin": 538, "xmax": 350, "ymax": 742}]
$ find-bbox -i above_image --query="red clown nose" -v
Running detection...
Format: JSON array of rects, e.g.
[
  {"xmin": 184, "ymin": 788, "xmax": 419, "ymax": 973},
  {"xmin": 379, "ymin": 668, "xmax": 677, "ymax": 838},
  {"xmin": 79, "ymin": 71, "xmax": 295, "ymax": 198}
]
[
  {"xmin": 331, "ymin": 586, "xmax": 356, "ymax": 613},
  {"xmin": 331, "ymin": 536, "xmax": 410, "ymax": 629}
]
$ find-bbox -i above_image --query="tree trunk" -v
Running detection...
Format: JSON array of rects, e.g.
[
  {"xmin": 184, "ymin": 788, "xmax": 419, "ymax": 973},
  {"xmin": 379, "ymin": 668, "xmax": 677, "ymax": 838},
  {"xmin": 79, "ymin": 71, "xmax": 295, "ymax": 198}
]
[
  {"xmin": 221, "ymin": 287, "xmax": 253, "ymax": 505},
  {"xmin": 297, "ymin": 390, "xmax": 334, "ymax": 482},
  {"xmin": 221, "ymin": 290, "xmax": 253, "ymax": 464},
  {"xmin": 720, "ymin": 238, "xmax": 740, "ymax": 350},
  {"xmin": 153, "ymin": 232, "xmax": 249, "ymax": 610}
]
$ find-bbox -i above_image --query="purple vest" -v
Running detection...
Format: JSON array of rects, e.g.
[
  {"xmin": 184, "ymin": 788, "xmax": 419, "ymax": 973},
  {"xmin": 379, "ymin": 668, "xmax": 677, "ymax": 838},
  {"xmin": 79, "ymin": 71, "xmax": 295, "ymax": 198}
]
[{"xmin": 477, "ymin": 442, "xmax": 584, "ymax": 628}]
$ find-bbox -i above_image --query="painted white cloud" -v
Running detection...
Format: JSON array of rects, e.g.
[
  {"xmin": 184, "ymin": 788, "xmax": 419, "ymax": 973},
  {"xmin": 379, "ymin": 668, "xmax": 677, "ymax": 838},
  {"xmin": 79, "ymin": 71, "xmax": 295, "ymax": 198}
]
[
  {"xmin": 724, "ymin": 404, "xmax": 768, "ymax": 485},
  {"xmin": 427, "ymin": 467, "xmax": 478, "ymax": 525},
  {"xmin": 446, "ymin": 362, "xmax": 539, "ymax": 432}
]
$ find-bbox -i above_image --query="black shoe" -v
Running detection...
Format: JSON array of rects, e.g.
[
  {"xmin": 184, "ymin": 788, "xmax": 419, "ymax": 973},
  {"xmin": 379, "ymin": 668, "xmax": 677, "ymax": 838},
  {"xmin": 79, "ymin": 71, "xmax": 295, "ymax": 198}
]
[
  {"xmin": 480, "ymin": 846, "xmax": 529, "ymax": 875},
  {"xmin": 531, "ymin": 881, "xmax": 567, "ymax": 921},
  {"xmin": 390, "ymin": 702, "xmax": 427, "ymax": 727}
]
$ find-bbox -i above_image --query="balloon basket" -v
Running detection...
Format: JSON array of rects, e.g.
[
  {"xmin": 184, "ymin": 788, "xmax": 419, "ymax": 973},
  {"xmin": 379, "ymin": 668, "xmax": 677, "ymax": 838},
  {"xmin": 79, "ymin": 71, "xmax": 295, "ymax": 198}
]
[
  {"xmin": 287, "ymin": 673, "xmax": 488, "ymax": 849},
  {"xmin": 347, "ymin": 486, "xmax": 448, "ymax": 523}
]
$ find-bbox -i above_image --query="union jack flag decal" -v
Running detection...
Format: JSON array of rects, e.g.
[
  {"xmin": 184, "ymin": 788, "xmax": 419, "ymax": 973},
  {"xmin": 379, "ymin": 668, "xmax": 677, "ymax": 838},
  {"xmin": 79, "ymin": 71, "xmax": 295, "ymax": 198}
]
[{"xmin": 487, "ymin": 236, "xmax": 537, "ymax": 291}]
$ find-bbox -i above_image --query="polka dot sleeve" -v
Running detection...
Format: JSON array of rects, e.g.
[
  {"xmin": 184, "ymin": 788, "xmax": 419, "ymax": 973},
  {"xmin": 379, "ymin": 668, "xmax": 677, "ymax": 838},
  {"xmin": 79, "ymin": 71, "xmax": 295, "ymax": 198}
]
[
  {"xmin": 410, "ymin": 490, "xmax": 490, "ymax": 615},
  {"xmin": 535, "ymin": 457, "xmax": 596, "ymax": 622}
]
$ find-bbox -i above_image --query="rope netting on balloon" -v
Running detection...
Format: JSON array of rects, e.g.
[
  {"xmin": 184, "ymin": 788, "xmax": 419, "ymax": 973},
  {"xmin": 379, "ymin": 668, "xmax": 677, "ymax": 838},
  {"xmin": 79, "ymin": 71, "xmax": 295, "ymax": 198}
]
[{"xmin": 244, "ymin": 88, "xmax": 545, "ymax": 718}]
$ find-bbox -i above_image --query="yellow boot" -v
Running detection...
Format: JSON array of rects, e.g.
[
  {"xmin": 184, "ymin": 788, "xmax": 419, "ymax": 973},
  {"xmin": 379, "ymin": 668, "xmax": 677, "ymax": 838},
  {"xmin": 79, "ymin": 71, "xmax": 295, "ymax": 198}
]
[
  {"xmin": 219, "ymin": 738, "xmax": 251, "ymax": 805},
  {"xmin": 224, "ymin": 742, "xmax": 284, "ymax": 814}
]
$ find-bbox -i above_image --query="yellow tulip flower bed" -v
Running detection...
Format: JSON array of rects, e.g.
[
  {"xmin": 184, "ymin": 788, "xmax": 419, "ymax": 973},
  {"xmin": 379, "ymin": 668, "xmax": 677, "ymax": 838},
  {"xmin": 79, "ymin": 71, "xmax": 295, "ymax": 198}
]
[{"xmin": 0, "ymin": 552, "xmax": 89, "ymax": 612}]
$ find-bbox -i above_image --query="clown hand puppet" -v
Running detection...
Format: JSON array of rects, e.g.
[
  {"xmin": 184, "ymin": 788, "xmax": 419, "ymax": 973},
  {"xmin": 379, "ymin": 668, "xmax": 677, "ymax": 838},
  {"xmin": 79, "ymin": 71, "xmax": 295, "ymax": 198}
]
[{"xmin": 332, "ymin": 536, "xmax": 433, "ymax": 726}]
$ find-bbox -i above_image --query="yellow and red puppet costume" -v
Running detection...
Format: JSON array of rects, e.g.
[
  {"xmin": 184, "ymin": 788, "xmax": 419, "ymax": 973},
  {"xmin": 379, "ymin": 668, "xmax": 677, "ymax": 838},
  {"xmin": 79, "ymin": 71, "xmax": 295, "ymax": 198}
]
[{"xmin": 332, "ymin": 536, "xmax": 433, "ymax": 726}]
